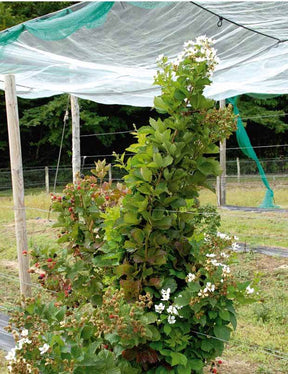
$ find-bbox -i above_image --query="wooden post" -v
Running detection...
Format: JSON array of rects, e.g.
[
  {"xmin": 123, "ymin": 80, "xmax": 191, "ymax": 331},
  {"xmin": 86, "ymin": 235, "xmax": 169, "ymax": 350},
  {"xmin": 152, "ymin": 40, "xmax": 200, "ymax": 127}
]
[
  {"xmin": 71, "ymin": 95, "xmax": 81, "ymax": 183},
  {"xmin": 108, "ymin": 164, "xmax": 112, "ymax": 183},
  {"xmin": 45, "ymin": 166, "xmax": 49, "ymax": 194},
  {"xmin": 236, "ymin": 157, "xmax": 240, "ymax": 183},
  {"xmin": 4, "ymin": 75, "xmax": 32, "ymax": 297},
  {"xmin": 216, "ymin": 100, "xmax": 226, "ymax": 206}
]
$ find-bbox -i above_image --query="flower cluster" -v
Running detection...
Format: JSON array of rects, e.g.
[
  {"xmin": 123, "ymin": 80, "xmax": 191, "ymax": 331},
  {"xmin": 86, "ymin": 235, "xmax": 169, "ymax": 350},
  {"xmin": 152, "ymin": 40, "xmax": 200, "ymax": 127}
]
[
  {"xmin": 198, "ymin": 282, "xmax": 216, "ymax": 298},
  {"xmin": 5, "ymin": 327, "xmax": 51, "ymax": 373},
  {"xmin": 5, "ymin": 330, "xmax": 33, "ymax": 373},
  {"xmin": 173, "ymin": 36, "xmax": 219, "ymax": 77},
  {"xmin": 155, "ymin": 288, "xmax": 182, "ymax": 324}
]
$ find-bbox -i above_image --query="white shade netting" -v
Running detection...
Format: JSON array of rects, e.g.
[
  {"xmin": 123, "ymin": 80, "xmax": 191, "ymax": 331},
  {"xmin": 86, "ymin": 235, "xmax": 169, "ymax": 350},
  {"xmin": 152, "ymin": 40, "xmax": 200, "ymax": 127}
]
[{"xmin": 1, "ymin": 1, "xmax": 288, "ymax": 106}]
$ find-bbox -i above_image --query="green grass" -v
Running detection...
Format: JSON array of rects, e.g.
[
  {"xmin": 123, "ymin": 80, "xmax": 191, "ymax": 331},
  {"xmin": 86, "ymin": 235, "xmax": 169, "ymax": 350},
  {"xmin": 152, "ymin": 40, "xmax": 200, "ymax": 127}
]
[
  {"xmin": 199, "ymin": 183, "xmax": 288, "ymax": 248},
  {"xmin": 0, "ymin": 184, "xmax": 287, "ymax": 373}
]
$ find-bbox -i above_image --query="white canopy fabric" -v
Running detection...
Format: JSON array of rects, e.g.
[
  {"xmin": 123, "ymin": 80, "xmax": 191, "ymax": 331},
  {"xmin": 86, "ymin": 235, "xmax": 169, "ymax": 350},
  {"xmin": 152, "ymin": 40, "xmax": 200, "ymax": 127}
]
[{"xmin": 0, "ymin": 1, "xmax": 288, "ymax": 106}]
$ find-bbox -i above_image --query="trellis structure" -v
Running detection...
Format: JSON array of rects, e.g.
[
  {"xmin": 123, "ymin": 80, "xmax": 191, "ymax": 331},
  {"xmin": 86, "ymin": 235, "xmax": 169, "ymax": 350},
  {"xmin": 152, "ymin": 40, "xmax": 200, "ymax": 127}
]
[{"xmin": 1, "ymin": 1, "xmax": 288, "ymax": 295}]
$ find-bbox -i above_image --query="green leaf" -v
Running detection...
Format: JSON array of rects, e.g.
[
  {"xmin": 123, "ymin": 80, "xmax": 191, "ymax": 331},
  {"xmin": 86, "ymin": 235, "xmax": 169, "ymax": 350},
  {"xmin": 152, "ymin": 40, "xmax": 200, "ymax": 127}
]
[
  {"xmin": 162, "ymin": 278, "xmax": 178, "ymax": 293},
  {"xmin": 190, "ymin": 359, "xmax": 204, "ymax": 371},
  {"xmin": 144, "ymin": 312, "xmax": 158, "ymax": 324},
  {"xmin": 164, "ymin": 324, "xmax": 172, "ymax": 335},
  {"xmin": 146, "ymin": 325, "xmax": 161, "ymax": 341},
  {"xmin": 174, "ymin": 290, "xmax": 191, "ymax": 307},
  {"xmin": 71, "ymin": 344, "xmax": 83, "ymax": 359},
  {"xmin": 201, "ymin": 340, "xmax": 214, "ymax": 352},
  {"xmin": 171, "ymin": 352, "xmax": 187, "ymax": 367},
  {"xmin": 153, "ymin": 152, "xmax": 163, "ymax": 167},
  {"xmin": 55, "ymin": 308, "xmax": 65, "ymax": 322},
  {"xmin": 81, "ymin": 325, "xmax": 93, "ymax": 340},
  {"xmin": 174, "ymin": 88, "xmax": 186, "ymax": 101},
  {"xmin": 124, "ymin": 211, "xmax": 140, "ymax": 225},
  {"xmin": 140, "ymin": 167, "xmax": 152, "ymax": 182},
  {"xmin": 230, "ymin": 312, "xmax": 237, "ymax": 330},
  {"xmin": 154, "ymin": 96, "xmax": 169, "ymax": 113},
  {"xmin": 213, "ymin": 325, "xmax": 231, "ymax": 341},
  {"xmin": 219, "ymin": 310, "xmax": 230, "ymax": 321}
]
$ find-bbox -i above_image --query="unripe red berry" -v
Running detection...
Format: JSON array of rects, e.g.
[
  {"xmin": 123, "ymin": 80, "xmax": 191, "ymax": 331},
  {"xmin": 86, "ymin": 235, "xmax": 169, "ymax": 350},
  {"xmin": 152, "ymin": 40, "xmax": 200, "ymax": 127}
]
[
  {"xmin": 47, "ymin": 258, "xmax": 53, "ymax": 262},
  {"xmin": 218, "ymin": 360, "xmax": 223, "ymax": 365},
  {"xmin": 22, "ymin": 250, "xmax": 28, "ymax": 255},
  {"xmin": 68, "ymin": 207, "xmax": 73, "ymax": 212},
  {"xmin": 212, "ymin": 369, "xmax": 217, "ymax": 374}
]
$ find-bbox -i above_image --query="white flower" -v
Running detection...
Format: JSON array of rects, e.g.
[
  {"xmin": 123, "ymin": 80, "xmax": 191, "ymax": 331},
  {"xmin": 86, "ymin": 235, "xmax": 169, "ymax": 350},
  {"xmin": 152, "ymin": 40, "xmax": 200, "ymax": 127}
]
[
  {"xmin": 217, "ymin": 232, "xmax": 231, "ymax": 240},
  {"xmin": 21, "ymin": 329, "xmax": 29, "ymax": 337},
  {"xmin": 222, "ymin": 265, "xmax": 231, "ymax": 276},
  {"xmin": 5, "ymin": 348, "xmax": 16, "ymax": 362},
  {"xmin": 155, "ymin": 303, "xmax": 165, "ymax": 314},
  {"xmin": 39, "ymin": 343, "xmax": 50, "ymax": 355},
  {"xmin": 198, "ymin": 289, "xmax": 208, "ymax": 298},
  {"xmin": 161, "ymin": 288, "xmax": 171, "ymax": 301},
  {"xmin": 167, "ymin": 305, "xmax": 179, "ymax": 315},
  {"xmin": 232, "ymin": 242, "xmax": 241, "ymax": 250},
  {"xmin": 167, "ymin": 315, "xmax": 176, "ymax": 324},
  {"xmin": 156, "ymin": 54, "xmax": 164, "ymax": 63},
  {"xmin": 16, "ymin": 338, "xmax": 32, "ymax": 350},
  {"xmin": 206, "ymin": 253, "xmax": 216, "ymax": 258},
  {"xmin": 246, "ymin": 285, "xmax": 255, "ymax": 295},
  {"xmin": 174, "ymin": 304, "xmax": 183, "ymax": 310},
  {"xmin": 210, "ymin": 259, "xmax": 220, "ymax": 266},
  {"xmin": 220, "ymin": 252, "xmax": 229, "ymax": 258},
  {"xmin": 187, "ymin": 273, "xmax": 196, "ymax": 282},
  {"xmin": 7, "ymin": 365, "xmax": 12, "ymax": 373},
  {"xmin": 205, "ymin": 282, "xmax": 216, "ymax": 292}
]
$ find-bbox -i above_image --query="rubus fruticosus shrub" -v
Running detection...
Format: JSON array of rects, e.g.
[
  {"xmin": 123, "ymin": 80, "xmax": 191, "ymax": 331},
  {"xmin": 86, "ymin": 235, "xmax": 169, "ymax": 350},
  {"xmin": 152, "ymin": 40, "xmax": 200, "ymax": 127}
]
[{"xmin": 6, "ymin": 37, "xmax": 256, "ymax": 374}]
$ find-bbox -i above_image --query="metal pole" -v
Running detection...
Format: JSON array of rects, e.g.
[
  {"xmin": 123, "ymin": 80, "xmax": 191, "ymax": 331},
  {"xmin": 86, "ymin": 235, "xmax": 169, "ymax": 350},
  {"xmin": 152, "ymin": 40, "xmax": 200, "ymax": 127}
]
[{"xmin": 4, "ymin": 74, "xmax": 32, "ymax": 297}]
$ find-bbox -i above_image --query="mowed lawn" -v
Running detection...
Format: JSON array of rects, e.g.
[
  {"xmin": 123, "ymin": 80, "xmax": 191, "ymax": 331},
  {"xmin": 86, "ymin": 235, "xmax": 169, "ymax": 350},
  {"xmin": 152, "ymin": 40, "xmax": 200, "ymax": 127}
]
[{"xmin": 0, "ymin": 181, "xmax": 287, "ymax": 373}]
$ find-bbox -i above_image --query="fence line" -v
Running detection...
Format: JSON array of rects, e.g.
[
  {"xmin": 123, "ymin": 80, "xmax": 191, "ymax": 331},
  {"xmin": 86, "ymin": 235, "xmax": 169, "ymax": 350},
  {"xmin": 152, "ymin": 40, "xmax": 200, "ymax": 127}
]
[{"xmin": 0, "ymin": 273, "xmax": 58, "ymax": 295}]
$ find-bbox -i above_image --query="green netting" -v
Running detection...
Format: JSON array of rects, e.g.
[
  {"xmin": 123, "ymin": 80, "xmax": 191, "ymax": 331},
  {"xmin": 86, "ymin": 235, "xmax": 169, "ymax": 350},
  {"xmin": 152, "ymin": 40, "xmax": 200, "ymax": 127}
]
[
  {"xmin": 227, "ymin": 97, "xmax": 279, "ymax": 209},
  {"xmin": 0, "ymin": 2, "xmax": 114, "ymax": 45},
  {"xmin": 0, "ymin": 2, "xmax": 172, "ymax": 46}
]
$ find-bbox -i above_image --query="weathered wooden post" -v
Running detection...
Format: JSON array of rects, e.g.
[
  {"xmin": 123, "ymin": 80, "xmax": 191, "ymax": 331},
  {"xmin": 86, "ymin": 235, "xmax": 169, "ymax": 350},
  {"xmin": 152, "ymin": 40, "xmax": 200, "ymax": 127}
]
[
  {"xmin": 71, "ymin": 95, "xmax": 81, "ymax": 183},
  {"xmin": 45, "ymin": 166, "xmax": 49, "ymax": 194},
  {"xmin": 216, "ymin": 100, "xmax": 227, "ymax": 206},
  {"xmin": 4, "ymin": 74, "xmax": 32, "ymax": 297},
  {"xmin": 236, "ymin": 157, "xmax": 241, "ymax": 183},
  {"xmin": 108, "ymin": 164, "xmax": 112, "ymax": 183}
]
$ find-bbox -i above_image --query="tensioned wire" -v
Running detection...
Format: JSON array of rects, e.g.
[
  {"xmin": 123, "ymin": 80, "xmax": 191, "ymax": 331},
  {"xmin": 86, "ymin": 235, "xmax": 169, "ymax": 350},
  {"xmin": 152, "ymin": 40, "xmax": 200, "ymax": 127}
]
[{"xmin": 1, "ymin": 204, "xmax": 288, "ymax": 220}]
